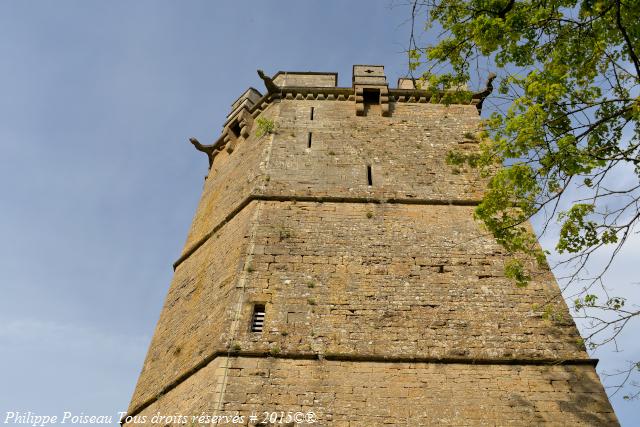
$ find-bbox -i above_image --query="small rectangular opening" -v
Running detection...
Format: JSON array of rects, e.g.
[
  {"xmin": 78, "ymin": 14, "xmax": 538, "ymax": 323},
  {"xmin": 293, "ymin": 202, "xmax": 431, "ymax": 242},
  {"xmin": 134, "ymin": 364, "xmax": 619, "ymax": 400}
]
[
  {"xmin": 307, "ymin": 132, "xmax": 312, "ymax": 148},
  {"xmin": 367, "ymin": 165, "xmax": 373, "ymax": 186},
  {"xmin": 363, "ymin": 88, "xmax": 380, "ymax": 105},
  {"xmin": 251, "ymin": 304, "xmax": 265, "ymax": 332},
  {"xmin": 230, "ymin": 120, "xmax": 241, "ymax": 138},
  {"xmin": 310, "ymin": 107, "xmax": 315, "ymax": 120}
]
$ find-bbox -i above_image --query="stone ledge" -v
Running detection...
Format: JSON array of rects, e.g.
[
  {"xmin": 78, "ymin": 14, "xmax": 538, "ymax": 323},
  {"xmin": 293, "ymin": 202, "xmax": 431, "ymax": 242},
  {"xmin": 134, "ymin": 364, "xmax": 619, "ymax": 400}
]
[
  {"xmin": 173, "ymin": 195, "xmax": 483, "ymax": 270},
  {"xmin": 123, "ymin": 351, "xmax": 599, "ymax": 424}
]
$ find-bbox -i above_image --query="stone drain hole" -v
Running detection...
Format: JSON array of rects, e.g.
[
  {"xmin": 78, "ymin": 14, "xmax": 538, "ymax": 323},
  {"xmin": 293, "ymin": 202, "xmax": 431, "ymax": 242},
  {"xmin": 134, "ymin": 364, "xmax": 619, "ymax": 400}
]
[
  {"xmin": 251, "ymin": 304, "xmax": 266, "ymax": 332},
  {"xmin": 367, "ymin": 165, "xmax": 373, "ymax": 186}
]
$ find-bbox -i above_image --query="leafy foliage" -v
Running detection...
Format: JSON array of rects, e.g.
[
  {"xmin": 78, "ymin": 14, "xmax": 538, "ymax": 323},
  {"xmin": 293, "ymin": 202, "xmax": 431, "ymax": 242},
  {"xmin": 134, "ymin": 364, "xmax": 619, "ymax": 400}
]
[
  {"xmin": 255, "ymin": 117, "xmax": 276, "ymax": 138},
  {"xmin": 409, "ymin": 0, "xmax": 640, "ymax": 399}
]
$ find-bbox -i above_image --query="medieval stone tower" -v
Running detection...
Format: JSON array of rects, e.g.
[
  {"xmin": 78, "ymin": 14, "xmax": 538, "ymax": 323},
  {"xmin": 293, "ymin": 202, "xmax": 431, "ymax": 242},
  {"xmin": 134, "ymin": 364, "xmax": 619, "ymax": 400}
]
[{"xmin": 125, "ymin": 65, "xmax": 618, "ymax": 426}]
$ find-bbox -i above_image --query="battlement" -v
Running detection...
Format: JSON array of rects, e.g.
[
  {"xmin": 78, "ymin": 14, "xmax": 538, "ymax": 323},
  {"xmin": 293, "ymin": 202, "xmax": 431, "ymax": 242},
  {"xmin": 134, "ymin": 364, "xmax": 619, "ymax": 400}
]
[
  {"xmin": 272, "ymin": 71, "xmax": 337, "ymax": 87},
  {"xmin": 193, "ymin": 65, "xmax": 488, "ymax": 174}
]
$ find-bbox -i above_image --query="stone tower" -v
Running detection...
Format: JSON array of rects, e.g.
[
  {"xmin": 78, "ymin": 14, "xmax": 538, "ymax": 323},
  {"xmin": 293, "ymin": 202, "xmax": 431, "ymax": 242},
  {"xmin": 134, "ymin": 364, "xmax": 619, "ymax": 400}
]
[{"xmin": 125, "ymin": 65, "xmax": 618, "ymax": 426}]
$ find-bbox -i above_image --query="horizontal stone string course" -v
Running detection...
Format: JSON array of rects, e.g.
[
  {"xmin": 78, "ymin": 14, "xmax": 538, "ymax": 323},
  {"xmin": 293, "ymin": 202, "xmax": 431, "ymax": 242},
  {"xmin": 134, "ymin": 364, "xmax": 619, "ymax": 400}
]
[
  {"xmin": 173, "ymin": 196, "xmax": 483, "ymax": 270},
  {"xmin": 124, "ymin": 353, "xmax": 600, "ymax": 421}
]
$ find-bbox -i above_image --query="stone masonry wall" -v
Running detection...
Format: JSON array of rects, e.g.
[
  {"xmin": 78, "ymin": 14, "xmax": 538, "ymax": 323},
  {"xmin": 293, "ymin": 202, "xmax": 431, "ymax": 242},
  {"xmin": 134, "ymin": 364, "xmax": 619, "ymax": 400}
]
[
  {"xmin": 260, "ymin": 101, "xmax": 486, "ymax": 202},
  {"xmin": 235, "ymin": 201, "xmax": 585, "ymax": 361},
  {"xmin": 128, "ymin": 196, "xmax": 594, "ymax": 419},
  {"xmin": 127, "ymin": 69, "xmax": 618, "ymax": 425},
  {"xmin": 182, "ymin": 100, "xmax": 488, "ymax": 256},
  {"xmin": 181, "ymin": 104, "xmax": 276, "ymax": 251},
  {"xmin": 125, "ymin": 356, "xmax": 617, "ymax": 426},
  {"xmin": 128, "ymin": 203, "xmax": 257, "ymax": 412},
  {"xmin": 273, "ymin": 73, "xmax": 337, "ymax": 88}
]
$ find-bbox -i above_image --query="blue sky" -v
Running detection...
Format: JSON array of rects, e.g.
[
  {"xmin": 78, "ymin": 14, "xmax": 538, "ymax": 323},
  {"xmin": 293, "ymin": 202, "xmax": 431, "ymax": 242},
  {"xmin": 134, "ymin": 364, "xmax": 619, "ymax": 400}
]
[{"xmin": 0, "ymin": 1, "xmax": 637, "ymax": 425}]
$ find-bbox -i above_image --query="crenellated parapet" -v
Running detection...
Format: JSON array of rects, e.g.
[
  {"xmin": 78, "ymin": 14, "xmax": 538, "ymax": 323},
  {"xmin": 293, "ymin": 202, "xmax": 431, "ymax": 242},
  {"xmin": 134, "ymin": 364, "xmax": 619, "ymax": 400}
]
[{"xmin": 189, "ymin": 66, "xmax": 493, "ymax": 170}]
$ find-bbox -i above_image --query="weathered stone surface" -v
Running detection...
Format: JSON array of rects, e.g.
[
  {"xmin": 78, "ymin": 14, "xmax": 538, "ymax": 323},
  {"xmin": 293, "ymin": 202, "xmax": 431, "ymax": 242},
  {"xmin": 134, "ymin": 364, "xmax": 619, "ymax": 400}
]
[
  {"xmin": 128, "ymin": 203, "xmax": 257, "ymax": 411},
  {"xmin": 180, "ymin": 105, "xmax": 274, "ymax": 250},
  {"xmin": 183, "ymin": 100, "xmax": 487, "ymax": 255},
  {"xmin": 126, "ymin": 358, "xmax": 616, "ymax": 426},
  {"xmin": 273, "ymin": 72, "xmax": 337, "ymax": 88},
  {"xmin": 233, "ymin": 201, "xmax": 585, "ymax": 361},
  {"xmin": 262, "ymin": 101, "xmax": 486, "ymax": 201},
  {"xmin": 126, "ymin": 65, "xmax": 618, "ymax": 425}
]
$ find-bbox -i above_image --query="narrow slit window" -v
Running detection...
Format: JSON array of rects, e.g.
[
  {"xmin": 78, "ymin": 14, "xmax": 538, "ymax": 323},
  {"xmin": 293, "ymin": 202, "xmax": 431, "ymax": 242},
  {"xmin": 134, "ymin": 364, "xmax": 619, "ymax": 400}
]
[
  {"xmin": 310, "ymin": 107, "xmax": 315, "ymax": 120},
  {"xmin": 251, "ymin": 304, "xmax": 266, "ymax": 332},
  {"xmin": 307, "ymin": 132, "xmax": 312, "ymax": 148},
  {"xmin": 367, "ymin": 165, "xmax": 373, "ymax": 186}
]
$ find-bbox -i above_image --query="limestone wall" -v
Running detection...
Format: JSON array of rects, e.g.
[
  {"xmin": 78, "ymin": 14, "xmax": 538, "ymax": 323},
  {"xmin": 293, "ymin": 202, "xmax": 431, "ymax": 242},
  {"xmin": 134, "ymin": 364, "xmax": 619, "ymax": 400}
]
[
  {"xmin": 181, "ymin": 104, "xmax": 275, "ymax": 250},
  {"xmin": 261, "ymin": 101, "xmax": 486, "ymax": 202},
  {"xmin": 182, "ymin": 100, "xmax": 487, "ymax": 255},
  {"xmin": 125, "ymin": 357, "xmax": 616, "ymax": 426},
  {"xmin": 126, "ymin": 68, "xmax": 618, "ymax": 425},
  {"xmin": 273, "ymin": 72, "xmax": 337, "ymax": 88},
  {"xmin": 128, "ymin": 203, "xmax": 257, "ymax": 412},
  {"xmin": 235, "ymin": 201, "xmax": 585, "ymax": 361}
]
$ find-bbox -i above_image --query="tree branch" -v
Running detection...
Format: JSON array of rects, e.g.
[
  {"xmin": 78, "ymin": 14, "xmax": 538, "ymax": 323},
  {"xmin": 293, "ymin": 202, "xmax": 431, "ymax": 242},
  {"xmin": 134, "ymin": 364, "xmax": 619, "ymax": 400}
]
[{"xmin": 615, "ymin": 0, "xmax": 640, "ymax": 80}]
